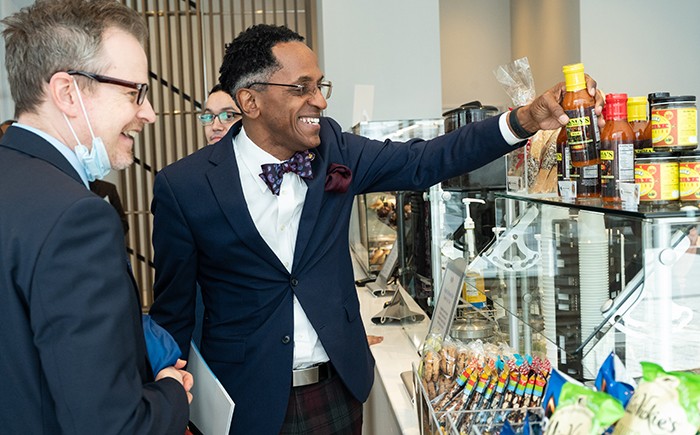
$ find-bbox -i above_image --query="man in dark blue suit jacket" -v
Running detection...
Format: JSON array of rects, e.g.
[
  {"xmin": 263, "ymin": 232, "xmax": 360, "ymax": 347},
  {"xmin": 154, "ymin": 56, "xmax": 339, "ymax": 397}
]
[
  {"xmin": 0, "ymin": 1, "xmax": 191, "ymax": 433},
  {"xmin": 149, "ymin": 24, "xmax": 603, "ymax": 434}
]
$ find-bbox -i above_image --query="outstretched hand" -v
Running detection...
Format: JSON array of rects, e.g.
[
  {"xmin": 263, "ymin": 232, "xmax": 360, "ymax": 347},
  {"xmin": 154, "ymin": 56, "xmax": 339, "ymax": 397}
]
[{"xmin": 517, "ymin": 74, "xmax": 605, "ymax": 133}]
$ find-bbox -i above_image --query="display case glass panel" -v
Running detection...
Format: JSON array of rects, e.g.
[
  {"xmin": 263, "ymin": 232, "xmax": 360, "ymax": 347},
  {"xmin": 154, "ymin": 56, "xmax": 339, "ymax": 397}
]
[
  {"xmin": 430, "ymin": 192, "xmax": 700, "ymax": 380},
  {"xmin": 349, "ymin": 119, "xmax": 444, "ymax": 279}
]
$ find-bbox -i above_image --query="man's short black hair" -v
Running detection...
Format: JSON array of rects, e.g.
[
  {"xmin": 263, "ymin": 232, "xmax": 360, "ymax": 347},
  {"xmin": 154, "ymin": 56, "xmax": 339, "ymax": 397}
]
[
  {"xmin": 209, "ymin": 83, "xmax": 224, "ymax": 95},
  {"xmin": 218, "ymin": 24, "xmax": 304, "ymax": 104}
]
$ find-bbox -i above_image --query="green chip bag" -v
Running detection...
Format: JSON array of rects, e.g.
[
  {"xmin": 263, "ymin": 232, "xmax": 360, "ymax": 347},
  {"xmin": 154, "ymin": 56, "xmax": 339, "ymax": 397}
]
[
  {"xmin": 613, "ymin": 362, "xmax": 700, "ymax": 435},
  {"xmin": 544, "ymin": 383, "xmax": 625, "ymax": 435}
]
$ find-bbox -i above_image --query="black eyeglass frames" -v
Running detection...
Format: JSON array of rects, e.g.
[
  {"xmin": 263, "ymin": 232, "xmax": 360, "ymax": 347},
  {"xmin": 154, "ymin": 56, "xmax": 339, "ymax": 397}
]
[
  {"xmin": 67, "ymin": 70, "xmax": 149, "ymax": 105},
  {"xmin": 247, "ymin": 81, "xmax": 332, "ymax": 100},
  {"xmin": 197, "ymin": 111, "xmax": 240, "ymax": 126}
]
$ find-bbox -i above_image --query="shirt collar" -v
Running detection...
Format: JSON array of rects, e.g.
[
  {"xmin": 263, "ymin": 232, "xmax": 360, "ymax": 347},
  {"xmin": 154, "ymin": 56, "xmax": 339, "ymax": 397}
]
[
  {"xmin": 12, "ymin": 122, "xmax": 90, "ymax": 188},
  {"xmin": 232, "ymin": 126, "xmax": 283, "ymax": 194}
]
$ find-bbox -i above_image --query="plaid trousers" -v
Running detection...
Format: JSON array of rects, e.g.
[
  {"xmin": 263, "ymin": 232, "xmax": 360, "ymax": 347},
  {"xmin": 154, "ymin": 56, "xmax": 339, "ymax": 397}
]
[{"xmin": 279, "ymin": 370, "xmax": 363, "ymax": 434}]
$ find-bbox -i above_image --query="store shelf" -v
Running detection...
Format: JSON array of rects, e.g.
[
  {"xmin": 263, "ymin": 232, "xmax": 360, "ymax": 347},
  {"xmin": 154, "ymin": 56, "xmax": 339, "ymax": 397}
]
[{"xmin": 466, "ymin": 193, "xmax": 700, "ymax": 380}]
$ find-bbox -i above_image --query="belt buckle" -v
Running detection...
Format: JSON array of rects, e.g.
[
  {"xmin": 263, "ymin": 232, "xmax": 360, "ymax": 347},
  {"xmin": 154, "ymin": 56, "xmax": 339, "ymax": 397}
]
[{"xmin": 292, "ymin": 364, "xmax": 323, "ymax": 387}]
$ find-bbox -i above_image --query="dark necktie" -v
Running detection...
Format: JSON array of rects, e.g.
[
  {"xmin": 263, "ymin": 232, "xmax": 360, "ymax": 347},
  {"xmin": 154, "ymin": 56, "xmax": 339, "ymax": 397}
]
[{"xmin": 259, "ymin": 151, "xmax": 314, "ymax": 195}]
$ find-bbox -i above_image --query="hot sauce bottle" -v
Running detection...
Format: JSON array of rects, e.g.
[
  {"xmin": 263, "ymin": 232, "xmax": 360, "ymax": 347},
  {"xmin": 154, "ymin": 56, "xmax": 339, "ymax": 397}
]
[
  {"xmin": 600, "ymin": 93, "xmax": 635, "ymax": 202},
  {"xmin": 574, "ymin": 163, "xmax": 601, "ymax": 198},
  {"xmin": 556, "ymin": 127, "xmax": 573, "ymax": 196},
  {"xmin": 627, "ymin": 96, "xmax": 653, "ymax": 154},
  {"xmin": 562, "ymin": 63, "xmax": 601, "ymax": 167}
]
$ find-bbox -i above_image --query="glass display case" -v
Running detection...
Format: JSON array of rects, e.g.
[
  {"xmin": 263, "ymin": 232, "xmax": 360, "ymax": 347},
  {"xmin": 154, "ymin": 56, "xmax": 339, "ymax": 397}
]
[
  {"xmin": 430, "ymin": 192, "xmax": 700, "ymax": 380},
  {"xmin": 349, "ymin": 192, "xmax": 398, "ymax": 278},
  {"xmin": 349, "ymin": 119, "xmax": 444, "ymax": 280}
]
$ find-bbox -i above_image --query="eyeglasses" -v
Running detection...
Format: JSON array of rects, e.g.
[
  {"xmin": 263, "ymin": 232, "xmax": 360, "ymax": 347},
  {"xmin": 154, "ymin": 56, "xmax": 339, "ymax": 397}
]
[
  {"xmin": 67, "ymin": 70, "xmax": 149, "ymax": 105},
  {"xmin": 247, "ymin": 80, "xmax": 332, "ymax": 100},
  {"xmin": 197, "ymin": 111, "xmax": 240, "ymax": 126}
]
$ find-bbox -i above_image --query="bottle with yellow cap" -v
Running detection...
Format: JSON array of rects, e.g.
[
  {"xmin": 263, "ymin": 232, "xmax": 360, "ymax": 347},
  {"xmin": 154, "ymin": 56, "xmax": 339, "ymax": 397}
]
[
  {"xmin": 627, "ymin": 96, "xmax": 653, "ymax": 154},
  {"xmin": 562, "ymin": 63, "xmax": 601, "ymax": 167}
]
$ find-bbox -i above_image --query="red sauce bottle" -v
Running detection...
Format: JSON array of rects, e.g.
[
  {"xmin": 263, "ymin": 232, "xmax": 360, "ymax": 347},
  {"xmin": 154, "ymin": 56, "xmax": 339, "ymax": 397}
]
[
  {"xmin": 600, "ymin": 93, "xmax": 635, "ymax": 202},
  {"xmin": 562, "ymin": 63, "xmax": 601, "ymax": 167}
]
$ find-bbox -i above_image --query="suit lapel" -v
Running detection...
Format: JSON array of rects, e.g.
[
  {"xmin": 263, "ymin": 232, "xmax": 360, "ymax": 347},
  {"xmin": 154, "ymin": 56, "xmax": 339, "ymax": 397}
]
[
  {"xmin": 0, "ymin": 126, "xmax": 83, "ymax": 186},
  {"xmin": 292, "ymin": 148, "xmax": 328, "ymax": 271},
  {"xmin": 206, "ymin": 135, "xmax": 288, "ymax": 274}
]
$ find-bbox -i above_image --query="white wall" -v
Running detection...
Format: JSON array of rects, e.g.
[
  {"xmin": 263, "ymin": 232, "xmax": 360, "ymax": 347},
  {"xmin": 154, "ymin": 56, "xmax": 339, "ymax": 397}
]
[
  {"xmin": 510, "ymin": 0, "xmax": 581, "ymax": 95},
  {"xmin": 315, "ymin": 0, "xmax": 443, "ymax": 129},
  {"xmin": 510, "ymin": 0, "xmax": 700, "ymax": 107},
  {"xmin": 580, "ymin": 0, "xmax": 700, "ymax": 102},
  {"xmin": 439, "ymin": 0, "xmax": 512, "ymax": 112}
]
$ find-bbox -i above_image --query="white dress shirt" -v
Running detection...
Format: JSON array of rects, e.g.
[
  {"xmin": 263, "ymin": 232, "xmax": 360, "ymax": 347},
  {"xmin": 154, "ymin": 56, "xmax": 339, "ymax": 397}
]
[
  {"xmin": 233, "ymin": 127, "xmax": 329, "ymax": 369},
  {"xmin": 12, "ymin": 123, "xmax": 90, "ymax": 187}
]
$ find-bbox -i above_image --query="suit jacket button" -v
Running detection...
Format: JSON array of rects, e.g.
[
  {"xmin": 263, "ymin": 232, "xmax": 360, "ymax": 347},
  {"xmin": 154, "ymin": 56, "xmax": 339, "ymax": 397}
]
[
  {"xmin": 290, "ymin": 278, "xmax": 298, "ymax": 286},
  {"xmin": 281, "ymin": 335, "xmax": 291, "ymax": 344}
]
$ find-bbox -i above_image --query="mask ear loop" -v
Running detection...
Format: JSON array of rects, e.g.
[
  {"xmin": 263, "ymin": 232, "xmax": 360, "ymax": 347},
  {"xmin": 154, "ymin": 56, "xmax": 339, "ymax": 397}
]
[
  {"xmin": 62, "ymin": 111, "xmax": 83, "ymax": 145},
  {"xmin": 72, "ymin": 78, "xmax": 98, "ymax": 142}
]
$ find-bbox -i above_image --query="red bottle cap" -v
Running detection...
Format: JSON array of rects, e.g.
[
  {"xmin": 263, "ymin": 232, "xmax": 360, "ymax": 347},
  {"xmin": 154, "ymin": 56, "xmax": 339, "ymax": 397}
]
[{"xmin": 604, "ymin": 93, "xmax": 628, "ymax": 120}]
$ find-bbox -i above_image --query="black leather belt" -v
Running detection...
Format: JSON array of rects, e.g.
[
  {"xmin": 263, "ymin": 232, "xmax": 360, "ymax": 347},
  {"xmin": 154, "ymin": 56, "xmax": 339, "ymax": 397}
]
[{"xmin": 292, "ymin": 362, "xmax": 334, "ymax": 387}]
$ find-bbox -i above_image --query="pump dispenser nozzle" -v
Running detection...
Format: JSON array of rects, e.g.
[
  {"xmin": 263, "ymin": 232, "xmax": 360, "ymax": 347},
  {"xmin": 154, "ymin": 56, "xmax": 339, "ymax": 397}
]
[{"xmin": 462, "ymin": 197, "xmax": 485, "ymax": 260}]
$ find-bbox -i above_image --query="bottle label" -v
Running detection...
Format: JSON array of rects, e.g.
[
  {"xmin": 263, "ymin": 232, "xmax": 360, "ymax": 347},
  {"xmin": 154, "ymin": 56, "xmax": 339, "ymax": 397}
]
[
  {"xmin": 601, "ymin": 143, "xmax": 635, "ymax": 199},
  {"xmin": 634, "ymin": 161, "xmax": 679, "ymax": 201},
  {"xmin": 574, "ymin": 164, "xmax": 600, "ymax": 197},
  {"xmin": 565, "ymin": 105, "xmax": 600, "ymax": 165},
  {"xmin": 679, "ymin": 161, "xmax": 700, "ymax": 200},
  {"xmin": 463, "ymin": 273, "xmax": 486, "ymax": 308},
  {"xmin": 651, "ymin": 107, "xmax": 698, "ymax": 148}
]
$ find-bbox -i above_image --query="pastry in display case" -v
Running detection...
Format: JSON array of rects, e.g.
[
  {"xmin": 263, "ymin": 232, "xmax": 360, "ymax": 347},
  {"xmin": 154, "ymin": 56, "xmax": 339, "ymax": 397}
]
[
  {"xmin": 349, "ymin": 118, "xmax": 444, "ymax": 280},
  {"xmin": 352, "ymin": 192, "xmax": 398, "ymax": 275}
]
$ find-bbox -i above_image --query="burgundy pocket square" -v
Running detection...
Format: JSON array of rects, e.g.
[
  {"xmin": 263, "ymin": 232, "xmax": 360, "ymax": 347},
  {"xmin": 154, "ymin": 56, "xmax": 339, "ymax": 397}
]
[{"xmin": 324, "ymin": 163, "xmax": 352, "ymax": 193}]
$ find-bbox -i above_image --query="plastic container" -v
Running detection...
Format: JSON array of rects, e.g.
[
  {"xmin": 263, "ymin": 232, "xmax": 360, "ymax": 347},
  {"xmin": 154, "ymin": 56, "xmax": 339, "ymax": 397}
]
[
  {"xmin": 651, "ymin": 95, "xmax": 697, "ymax": 152},
  {"xmin": 634, "ymin": 153, "xmax": 679, "ymax": 204}
]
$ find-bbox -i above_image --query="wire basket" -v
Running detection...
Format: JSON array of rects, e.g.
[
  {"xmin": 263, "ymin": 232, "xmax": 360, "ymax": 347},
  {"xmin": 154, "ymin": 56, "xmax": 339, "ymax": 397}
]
[{"xmin": 413, "ymin": 365, "xmax": 544, "ymax": 435}]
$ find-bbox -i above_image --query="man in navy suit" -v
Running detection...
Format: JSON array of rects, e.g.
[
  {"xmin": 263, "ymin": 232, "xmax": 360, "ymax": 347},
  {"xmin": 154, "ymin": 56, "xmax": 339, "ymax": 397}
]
[
  {"xmin": 0, "ymin": 1, "xmax": 191, "ymax": 433},
  {"xmin": 149, "ymin": 24, "xmax": 603, "ymax": 434}
]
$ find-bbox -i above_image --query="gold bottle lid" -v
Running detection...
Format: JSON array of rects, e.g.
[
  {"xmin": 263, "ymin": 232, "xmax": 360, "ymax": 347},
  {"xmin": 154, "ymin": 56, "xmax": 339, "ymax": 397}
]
[{"xmin": 562, "ymin": 63, "xmax": 586, "ymax": 92}]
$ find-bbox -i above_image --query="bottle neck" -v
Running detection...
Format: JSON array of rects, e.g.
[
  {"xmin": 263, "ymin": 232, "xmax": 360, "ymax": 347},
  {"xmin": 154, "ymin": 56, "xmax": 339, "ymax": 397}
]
[
  {"xmin": 627, "ymin": 104, "xmax": 647, "ymax": 122},
  {"xmin": 564, "ymin": 71, "xmax": 586, "ymax": 92}
]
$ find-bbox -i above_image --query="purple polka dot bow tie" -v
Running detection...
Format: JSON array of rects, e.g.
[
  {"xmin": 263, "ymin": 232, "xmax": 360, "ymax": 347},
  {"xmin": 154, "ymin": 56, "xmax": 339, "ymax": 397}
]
[{"xmin": 259, "ymin": 151, "xmax": 315, "ymax": 195}]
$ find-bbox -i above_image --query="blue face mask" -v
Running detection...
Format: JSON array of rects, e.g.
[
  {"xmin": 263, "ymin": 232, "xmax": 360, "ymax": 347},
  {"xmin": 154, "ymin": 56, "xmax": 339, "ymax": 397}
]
[{"xmin": 64, "ymin": 78, "xmax": 111, "ymax": 182}]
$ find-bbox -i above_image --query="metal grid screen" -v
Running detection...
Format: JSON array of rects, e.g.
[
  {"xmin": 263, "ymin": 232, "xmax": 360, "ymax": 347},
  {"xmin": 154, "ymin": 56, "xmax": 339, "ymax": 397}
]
[{"xmin": 118, "ymin": 0, "xmax": 314, "ymax": 308}]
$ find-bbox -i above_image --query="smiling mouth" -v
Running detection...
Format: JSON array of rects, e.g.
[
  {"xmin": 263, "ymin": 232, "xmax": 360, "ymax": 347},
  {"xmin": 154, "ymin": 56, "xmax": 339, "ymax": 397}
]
[
  {"xmin": 122, "ymin": 130, "xmax": 139, "ymax": 140},
  {"xmin": 299, "ymin": 116, "xmax": 320, "ymax": 125}
]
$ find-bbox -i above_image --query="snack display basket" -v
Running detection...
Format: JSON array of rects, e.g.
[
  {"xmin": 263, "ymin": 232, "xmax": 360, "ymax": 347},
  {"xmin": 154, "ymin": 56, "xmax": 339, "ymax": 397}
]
[
  {"xmin": 444, "ymin": 408, "xmax": 544, "ymax": 435},
  {"xmin": 413, "ymin": 365, "xmax": 544, "ymax": 435}
]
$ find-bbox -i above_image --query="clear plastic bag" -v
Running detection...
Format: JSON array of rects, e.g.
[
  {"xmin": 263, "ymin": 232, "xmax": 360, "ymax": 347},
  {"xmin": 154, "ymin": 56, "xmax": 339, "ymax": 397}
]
[{"xmin": 494, "ymin": 57, "xmax": 559, "ymax": 195}]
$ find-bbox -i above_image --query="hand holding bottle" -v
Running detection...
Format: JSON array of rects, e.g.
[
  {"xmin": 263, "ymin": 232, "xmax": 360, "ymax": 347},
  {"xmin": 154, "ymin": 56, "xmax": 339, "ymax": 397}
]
[{"xmin": 510, "ymin": 73, "xmax": 605, "ymax": 135}]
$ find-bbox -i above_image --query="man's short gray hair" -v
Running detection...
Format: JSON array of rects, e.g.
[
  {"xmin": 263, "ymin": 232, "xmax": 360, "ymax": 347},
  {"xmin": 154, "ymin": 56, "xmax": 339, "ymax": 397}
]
[{"xmin": 2, "ymin": 0, "xmax": 148, "ymax": 117}]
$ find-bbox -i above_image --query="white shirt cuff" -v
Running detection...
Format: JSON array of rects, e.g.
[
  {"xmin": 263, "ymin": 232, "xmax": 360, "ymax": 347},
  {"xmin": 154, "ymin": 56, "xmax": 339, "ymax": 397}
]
[{"xmin": 499, "ymin": 112, "xmax": 525, "ymax": 146}]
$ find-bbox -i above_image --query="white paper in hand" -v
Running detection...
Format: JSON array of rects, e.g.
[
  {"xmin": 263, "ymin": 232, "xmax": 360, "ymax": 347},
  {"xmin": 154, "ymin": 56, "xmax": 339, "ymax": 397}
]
[{"xmin": 188, "ymin": 341, "xmax": 235, "ymax": 435}]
